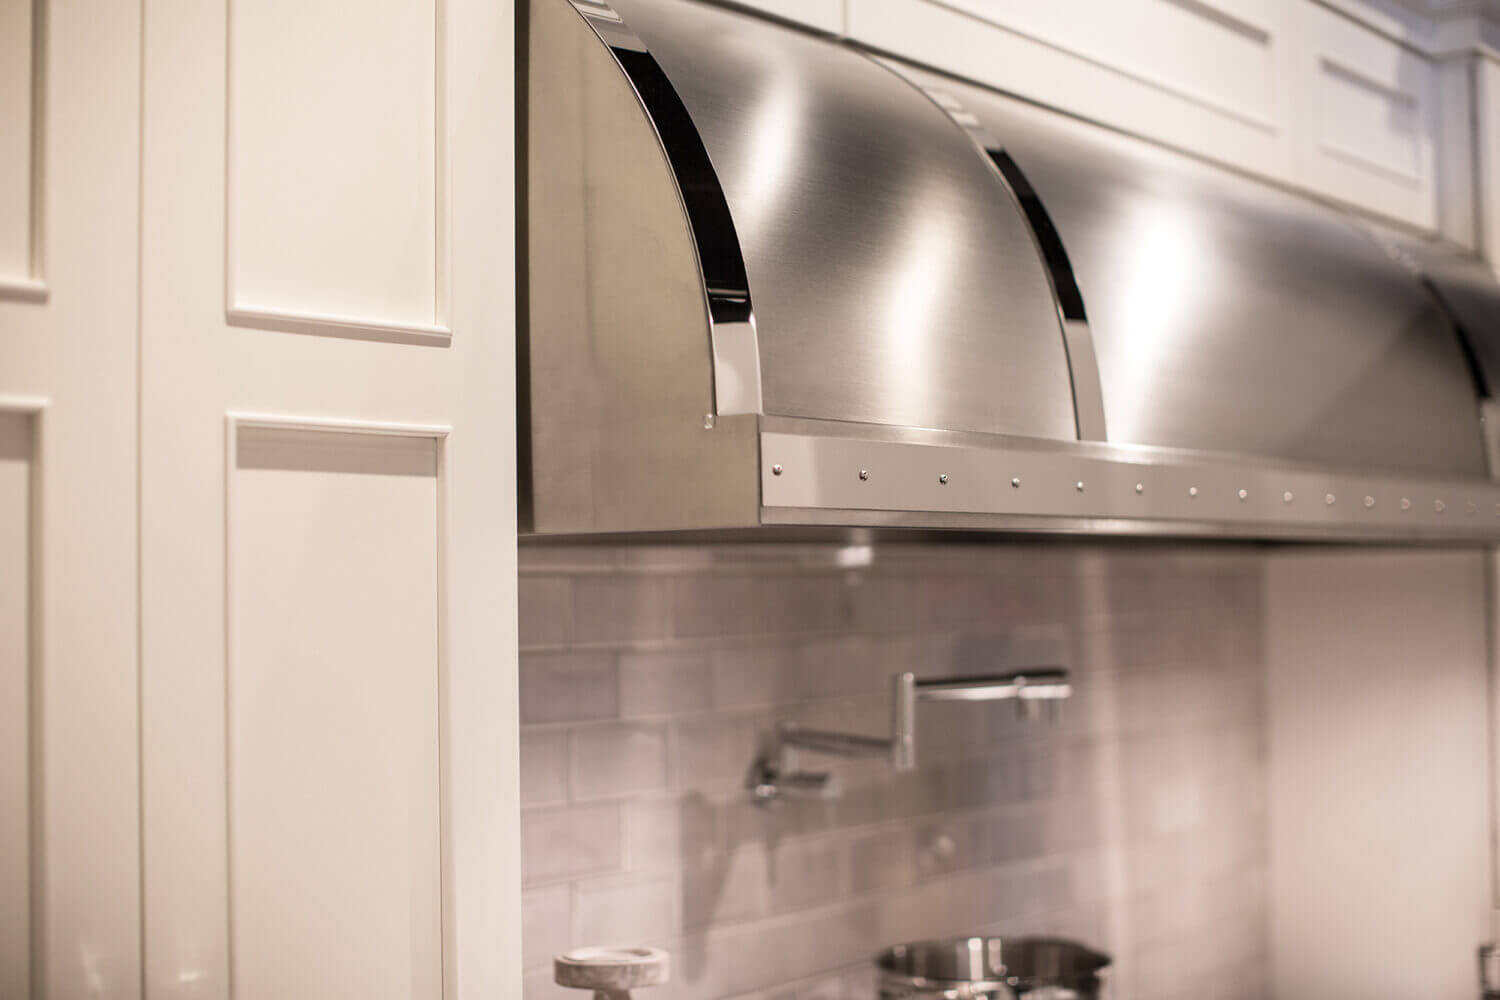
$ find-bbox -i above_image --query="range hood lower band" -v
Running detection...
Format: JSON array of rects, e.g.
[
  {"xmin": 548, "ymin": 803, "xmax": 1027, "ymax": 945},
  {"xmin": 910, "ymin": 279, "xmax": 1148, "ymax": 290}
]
[{"xmin": 760, "ymin": 426, "xmax": 1500, "ymax": 541}]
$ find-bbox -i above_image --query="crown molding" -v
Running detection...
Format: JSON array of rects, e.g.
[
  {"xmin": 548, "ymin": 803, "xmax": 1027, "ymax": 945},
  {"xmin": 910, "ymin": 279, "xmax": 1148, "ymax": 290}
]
[{"xmin": 1314, "ymin": 0, "xmax": 1500, "ymax": 59}]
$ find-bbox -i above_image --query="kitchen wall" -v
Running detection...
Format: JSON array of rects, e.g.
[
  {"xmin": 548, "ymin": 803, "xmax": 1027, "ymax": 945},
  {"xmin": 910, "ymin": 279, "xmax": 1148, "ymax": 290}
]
[
  {"xmin": 1266, "ymin": 550, "xmax": 1492, "ymax": 998},
  {"xmin": 518, "ymin": 541, "xmax": 1270, "ymax": 1000}
]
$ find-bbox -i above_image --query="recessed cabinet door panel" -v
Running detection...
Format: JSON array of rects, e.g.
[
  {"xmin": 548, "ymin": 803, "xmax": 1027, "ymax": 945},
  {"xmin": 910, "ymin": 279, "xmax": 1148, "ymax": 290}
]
[
  {"xmin": 0, "ymin": 412, "xmax": 32, "ymax": 1000},
  {"xmin": 0, "ymin": 0, "xmax": 35, "ymax": 284},
  {"xmin": 228, "ymin": 0, "xmax": 442, "ymax": 332},
  {"xmin": 140, "ymin": 0, "xmax": 517, "ymax": 994},
  {"xmin": 228, "ymin": 425, "xmax": 442, "ymax": 1000}
]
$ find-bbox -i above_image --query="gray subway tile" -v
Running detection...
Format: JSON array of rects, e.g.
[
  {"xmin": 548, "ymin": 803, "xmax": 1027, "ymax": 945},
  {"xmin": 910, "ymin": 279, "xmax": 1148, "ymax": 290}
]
[
  {"xmin": 675, "ymin": 714, "xmax": 761, "ymax": 787},
  {"xmin": 768, "ymin": 838, "xmax": 847, "ymax": 914},
  {"xmin": 520, "ymin": 651, "xmax": 618, "ymax": 724},
  {"xmin": 849, "ymin": 828, "xmax": 916, "ymax": 894},
  {"xmin": 574, "ymin": 576, "xmax": 670, "ymax": 643},
  {"xmin": 574, "ymin": 871, "xmax": 679, "ymax": 948},
  {"xmin": 712, "ymin": 645, "xmax": 798, "ymax": 709},
  {"xmin": 620, "ymin": 650, "xmax": 712, "ymax": 717},
  {"xmin": 520, "ymin": 729, "xmax": 569, "ymax": 805},
  {"xmin": 797, "ymin": 637, "xmax": 876, "ymax": 699},
  {"xmin": 522, "ymin": 886, "xmax": 571, "ymax": 970},
  {"xmin": 520, "ymin": 576, "xmax": 573, "ymax": 647},
  {"xmin": 522, "ymin": 803, "xmax": 623, "ymax": 884},
  {"xmin": 683, "ymin": 846, "xmax": 769, "ymax": 928},
  {"xmin": 571, "ymin": 723, "xmax": 669, "ymax": 799},
  {"xmin": 671, "ymin": 575, "xmax": 757, "ymax": 637},
  {"xmin": 623, "ymin": 794, "xmax": 718, "ymax": 868}
]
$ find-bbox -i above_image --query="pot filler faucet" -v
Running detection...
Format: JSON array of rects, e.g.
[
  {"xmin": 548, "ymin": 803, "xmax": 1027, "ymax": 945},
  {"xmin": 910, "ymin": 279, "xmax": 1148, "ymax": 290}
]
[{"xmin": 746, "ymin": 667, "xmax": 1071, "ymax": 804}]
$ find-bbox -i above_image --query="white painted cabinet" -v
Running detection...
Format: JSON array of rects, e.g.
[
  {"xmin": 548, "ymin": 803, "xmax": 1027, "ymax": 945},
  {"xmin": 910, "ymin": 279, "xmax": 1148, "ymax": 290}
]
[
  {"xmin": 0, "ymin": 2, "xmax": 143, "ymax": 996},
  {"xmin": 1, "ymin": 0, "xmax": 521, "ymax": 997},
  {"xmin": 137, "ymin": 0, "xmax": 520, "ymax": 996},
  {"xmin": 775, "ymin": 0, "xmax": 1458, "ymax": 233}
]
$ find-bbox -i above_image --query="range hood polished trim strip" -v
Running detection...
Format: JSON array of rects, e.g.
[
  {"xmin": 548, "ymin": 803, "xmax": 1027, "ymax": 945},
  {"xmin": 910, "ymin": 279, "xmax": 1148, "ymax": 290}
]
[
  {"xmin": 891, "ymin": 69, "xmax": 1108, "ymax": 443},
  {"xmin": 990, "ymin": 149, "xmax": 1108, "ymax": 442},
  {"xmin": 566, "ymin": 0, "xmax": 764, "ymax": 416},
  {"xmin": 759, "ymin": 428, "xmax": 1500, "ymax": 540}
]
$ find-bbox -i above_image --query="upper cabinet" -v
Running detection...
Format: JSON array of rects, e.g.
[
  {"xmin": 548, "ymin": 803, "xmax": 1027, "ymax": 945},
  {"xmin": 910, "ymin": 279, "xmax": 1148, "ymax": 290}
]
[{"xmin": 731, "ymin": 0, "xmax": 1462, "ymax": 235}]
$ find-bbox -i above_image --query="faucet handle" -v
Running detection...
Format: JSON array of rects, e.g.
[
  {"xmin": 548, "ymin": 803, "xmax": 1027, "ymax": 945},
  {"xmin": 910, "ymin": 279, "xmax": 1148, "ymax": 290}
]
[{"xmin": 555, "ymin": 946, "xmax": 670, "ymax": 1000}]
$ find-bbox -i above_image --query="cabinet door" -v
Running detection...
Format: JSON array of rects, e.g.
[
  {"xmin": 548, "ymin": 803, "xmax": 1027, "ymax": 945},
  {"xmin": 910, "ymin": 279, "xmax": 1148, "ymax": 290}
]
[
  {"xmin": 137, "ymin": 0, "xmax": 519, "ymax": 997},
  {"xmin": 0, "ymin": 2, "xmax": 142, "ymax": 997}
]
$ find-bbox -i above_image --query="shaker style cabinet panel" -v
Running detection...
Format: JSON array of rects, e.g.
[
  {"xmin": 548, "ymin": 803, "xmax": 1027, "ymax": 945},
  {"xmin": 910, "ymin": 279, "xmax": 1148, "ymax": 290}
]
[
  {"xmin": 226, "ymin": 0, "xmax": 446, "ymax": 335},
  {"xmin": 1480, "ymin": 57, "xmax": 1500, "ymax": 264},
  {"xmin": 1, "ymin": 0, "xmax": 520, "ymax": 996},
  {"xmin": 1287, "ymin": 1, "xmax": 1439, "ymax": 230},
  {"xmin": 0, "ymin": 1, "xmax": 144, "ymax": 997},
  {"xmin": 840, "ymin": 0, "xmax": 1448, "ymax": 230},
  {"xmin": 226, "ymin": 423, "xmax": 445, "ymax": 1000},
  {"xmin": 134, "ymin": 0, "xmax": 521, "ymax": 995},
  {"xmin": 0, "ymin": 0, "xmax": 38, "ymax": 290}
]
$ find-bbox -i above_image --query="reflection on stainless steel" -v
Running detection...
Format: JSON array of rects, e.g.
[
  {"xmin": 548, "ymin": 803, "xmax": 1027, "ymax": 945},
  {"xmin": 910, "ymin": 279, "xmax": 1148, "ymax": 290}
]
[
  {"xmin": 608, "ymin": 0, "xmax": 1077, "ymax": 440},
  {"xmin": 521, "ymin": 0, "xmax": 1500, "ymax": 540},
  {"xmin": 896, "ymin": 79, "xmax": 1107, "ymax": 442},
  {"xmin": 877, "ymin": 937, "xmax": 1111, "ymax": 1000},
  {"xmin": 758, "ymin": 416, "xmax": 1500, "ymax": 541},
  {"xmin": 523, "ymin": 0, "xmax": 761, "ymax": 532},
  {"xmin": 887, "ymin": 59, "xmax": 1488, "ymax": 479},
  {"xmin": 746, "ymin": 669, "xmax": 1071, "ymax": 803},
  {"xmin": 1361, "ymin": 222, "xmax": 1500, "ymax": 402}
]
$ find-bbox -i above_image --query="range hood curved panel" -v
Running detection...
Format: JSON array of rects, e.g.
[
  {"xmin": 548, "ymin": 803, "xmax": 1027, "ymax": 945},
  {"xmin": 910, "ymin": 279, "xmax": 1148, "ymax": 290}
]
[
  {"xmin": 889, "ymin": 63, "xmax": 1488, "ymax": 480},
  {"xmin": 606, "ymin": 0, "xmax": 1080, "ymax": 440}
]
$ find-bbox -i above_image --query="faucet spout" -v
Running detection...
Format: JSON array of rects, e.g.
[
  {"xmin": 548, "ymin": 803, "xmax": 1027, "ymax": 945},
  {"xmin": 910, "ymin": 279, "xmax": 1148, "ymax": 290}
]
[{"xmin": 746, "ymin": 665, "xmax": 1072, "ymax": 803}]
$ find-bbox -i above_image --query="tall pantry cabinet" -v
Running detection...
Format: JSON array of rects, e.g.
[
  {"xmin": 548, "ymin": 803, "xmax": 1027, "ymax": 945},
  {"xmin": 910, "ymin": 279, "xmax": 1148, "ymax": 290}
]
[{"xmin": 0, "ymin": 1, "xmax": 522, "ymax": 997}]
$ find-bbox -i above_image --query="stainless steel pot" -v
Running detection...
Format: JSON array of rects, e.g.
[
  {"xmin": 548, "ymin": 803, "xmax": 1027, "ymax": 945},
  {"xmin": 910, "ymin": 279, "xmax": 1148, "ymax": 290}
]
[{"xmin": 876, "ymin": 936, "xmax": 1110, "ymax": 1000}]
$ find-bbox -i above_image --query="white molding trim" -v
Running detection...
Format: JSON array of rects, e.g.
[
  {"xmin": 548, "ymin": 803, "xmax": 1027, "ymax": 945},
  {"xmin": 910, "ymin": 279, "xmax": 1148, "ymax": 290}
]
[
  {"xmin": 0, "ymin": 276, "xmax": 47, "ymax": 303},
  {"xmin": 1313, "ymin": 0, "xmax": 1442, "ymax": 52},
  {"xmin": 1163, "ymin": 0, "xmax": 1274, "ymax": 45},
  {"xmin": 1315, "ymin": 55, "xmax": 1426, "ymax": 186},
  {"xmin": 922, "ymin": 0, "xmax": 1281, "ymax": 133},
  {"xmin": 1, "ymin": 0, "xmax": 48, "ymax": 303},
  {"xmin": 0, "ymin": 395, "xmax": 49, "ymax": 415},
  {"xmin": 222, "ymin": 0, "xmax": 452, "ymax": 344},
  {"xmin": 0, "ymin": 393, "xmax": 45, "ymax": 1000},
  {"xmin": 1313, "ymin": 0, "xmax": 1500, "ymax": 59},
  {"xmin": 224, "ymin": 305, "xmax": 452, "ymax": 347},
  {"xmin": 222, "ymin": 410, "xmax": 453, "ymax": 1000}
]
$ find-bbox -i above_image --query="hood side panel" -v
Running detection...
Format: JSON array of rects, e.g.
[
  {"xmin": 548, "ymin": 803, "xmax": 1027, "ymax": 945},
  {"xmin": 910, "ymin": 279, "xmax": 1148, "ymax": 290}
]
[{"xmin": 524, "ymin": 0, "xmax": 758, "ymax": 533}]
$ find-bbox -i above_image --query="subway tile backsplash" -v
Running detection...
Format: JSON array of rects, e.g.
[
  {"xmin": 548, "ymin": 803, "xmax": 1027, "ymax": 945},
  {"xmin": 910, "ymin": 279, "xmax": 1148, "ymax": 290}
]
[{"xmin": 519, "ymin": 542, "xmax": 1269, "ymax": 1000}]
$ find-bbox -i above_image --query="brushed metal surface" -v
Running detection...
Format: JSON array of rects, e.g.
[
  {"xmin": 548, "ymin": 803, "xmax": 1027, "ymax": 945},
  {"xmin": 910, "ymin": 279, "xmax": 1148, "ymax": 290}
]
[
  {"xmin": 608, "ymin": 0, "xmax": 1079, "ymax": 441},
  {"xmin": 522, "ymin": 0, "xmax": 759, "ymax": 533},
  {"xmin": 888, "ymin": 61, "xmax": 1488, "ymax": 479},
  {"xmin": 903, "ymin": 82, "xmax": 1108, "ymax": 442},
  {"xmin": 567, "ymin": 0, "xmax": 765, "ymax": 417},
  {"xmin": 759, "ymin": 417, "xmax": 1500, "ymax": 541},
  {"xmin": 522, "ymin": 0, "xmax": 1499, "ymax": 540},
  {"xmin": 1363, "ymin": 225, "xmax": 1500, "ymax": 401}
]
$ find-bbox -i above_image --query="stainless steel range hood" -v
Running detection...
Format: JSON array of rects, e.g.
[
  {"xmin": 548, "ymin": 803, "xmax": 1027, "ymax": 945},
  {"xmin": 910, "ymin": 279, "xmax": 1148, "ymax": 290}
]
[{"xmin": 520, "ymin": 0, "xmax": 1500, "ymax": 541}]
